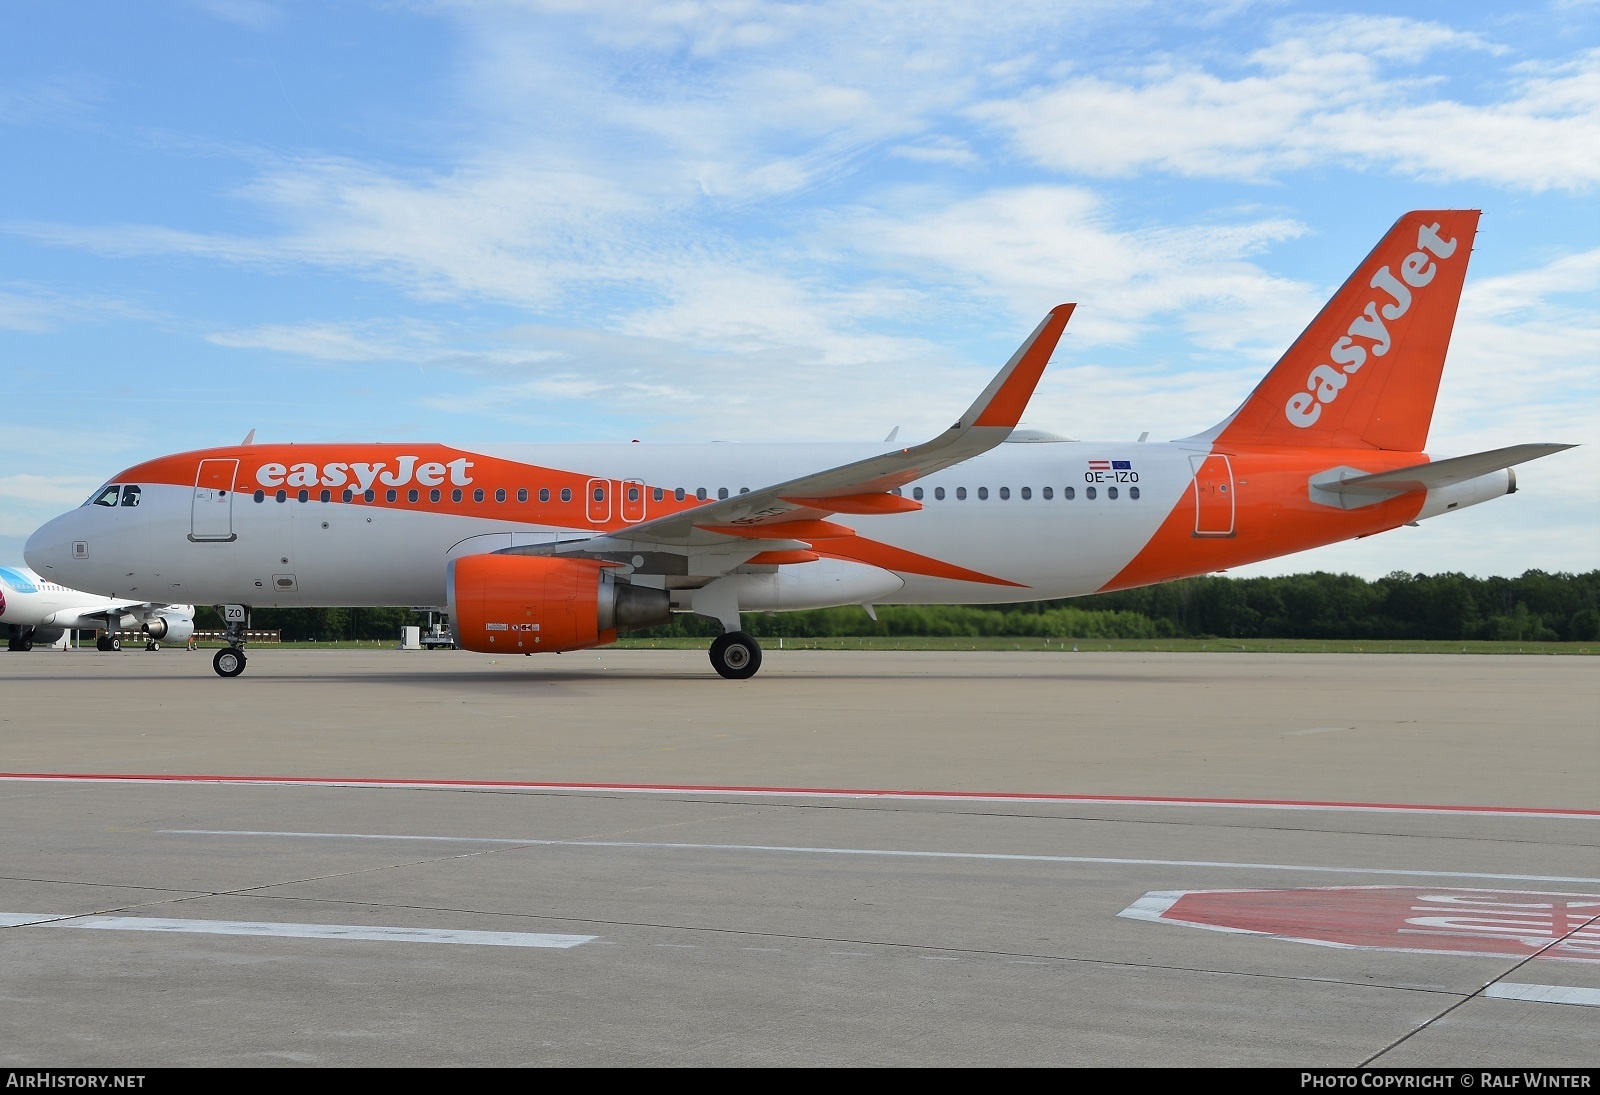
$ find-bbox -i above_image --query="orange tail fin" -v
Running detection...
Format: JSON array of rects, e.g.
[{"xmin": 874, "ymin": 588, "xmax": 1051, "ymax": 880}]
[{"xmin": 1199, "ymin": 210, "xmax": 1480, "ymax": 452}]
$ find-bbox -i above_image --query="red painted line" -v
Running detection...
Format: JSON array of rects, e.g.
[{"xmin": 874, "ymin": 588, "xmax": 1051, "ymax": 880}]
[{"xmin": 2, "ymin": 772, "xmax": 1597, "ymax": 819}]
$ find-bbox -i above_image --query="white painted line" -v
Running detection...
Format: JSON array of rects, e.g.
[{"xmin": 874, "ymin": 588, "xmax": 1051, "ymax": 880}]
[
  {"xmin": 1484, "ymin": 983, "xmax": 1600, "ymax": 1007},
  {"xmin": 0, "ymin": 913, "xmax": 73, "ymax": 927},
  {"xmin": 47, "ymin": 916, "xmax": 594, "ymax": 948},
  {"xmin": 163, "ymin": 828, "xmax": 1600, "ymax": 886}
]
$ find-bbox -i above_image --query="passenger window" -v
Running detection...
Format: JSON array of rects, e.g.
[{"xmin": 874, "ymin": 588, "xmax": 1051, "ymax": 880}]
[
  {"xmin": 1130, "ymin": 486, "xmax": 1140, "ymax": 500},
  {"xmin": 717, "ymin": 487, "xmax": 728, "ymax": 500},
  {"xmin": 539, "ymin": 488, "xmax": 550, "ymax": 502},
  {"xmin": 320, "ymin": 489, "xmax": 331, "ymax": 503},
  {"xmin": 496, "ymin": 488, "xmax": 506, "ymax": 502},
  {"xmin": 386, "ymin": 489, "xmax": 397, "ymax": 503},
  {"xmin": 653, "ymin": 488, "xmax": 664, "ymax": 502},
  {"xmin": 430, "ymin": 489, "xmax": 441, "ymax": 503},
  {"xmin": 342, "ymin": 489, "xmax": 354, "ymax": 503},
  {"xmin": 935, "ymin": 487, "xmax": 945, "ymax": 501},
  {"xmin": 364, "ymin": 489, "xmax": 376, "ymax": 503},
  {"xmin": 298, "ymin": 490, "xmax": 310, "ymax": 503},
  {"xmin": 452, "ymin": 489, "xmax": 463, "ymax": 502},
  {"xmin": 1108, "ymin": 486, "xmax": 1118, "ymax": 500},
  {"xmin": 560, "ymin": 488, "xmax": 572, "ymax": 502},
  {"xmin": 977, "ymin": 487, "xmax": 989, "ymax": 500},
  {"xmin": 594, "ymin": 486, "xmax": 606, "ymax": 501},
  {"xmin": 254, "ymin": 490, "xmax": 265, "ymax": 503},
  {"xmin": 890, "ymin": 488, "xmax": 902, "ymax": 496},
  {"xmin": 93, "ymin": 486, "xmax": 121, "ymax": 507},
  {"xmin": 739, "ymin": 487, "xmax": 749, "ymax": 495},
  {"xmin": 1020, "ymin": 487, "xmax": 1031, "ymax": 500},
  {"xmin": 627, "ymin": 487, "xmax": 640, "ymax": 502},
  {"xmin": 474, "ymin": 488, "xmax": 485, "ymax": 502},
  {"xmin": 517, "ymin": 488, "xmax": 527, "ymax": 502},
  {"xmin": 675, "ymin": 488, "xmax": 686, "ymax": 501},
  {"xmin": 955, "ymin": 487, "xmax": 967, "ymax": 500},
  {"xmin": 913, "ymin": 487, "xmax": 924, "ymax": 500},
  {"xmin": 120, "ymin": 485, "xmax": 142, "ymax": 507},
  {"xmin": 1086, "ymin": 486, "xmax": 1097, "ymax": 500},
  {"xmin": 409, "ymin": 489, "xmax": 419, "ymax": 503},
  {"xmin": 1064, "ymin": 486, "xmax": 1075, "ymax": 500},
  {"xmin": 1043, "ymin": 486, "xmax": 1053, "ymax": 500},
  {"xmin": 998, "ymin": 487, "xmax": 1010, "ymax": 500},
  {"xmin": 696, "ymin": 488, "xmax": 707, "ymax": 501},
  {"xmin": 276, "ymin": 490, "xmax": 287, "ymax": 503}
]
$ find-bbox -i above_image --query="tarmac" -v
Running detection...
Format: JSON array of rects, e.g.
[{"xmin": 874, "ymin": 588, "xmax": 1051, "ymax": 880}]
[{"xmin": 0, "ymin": 646, "xmax": 1595, "ymax": 1067}]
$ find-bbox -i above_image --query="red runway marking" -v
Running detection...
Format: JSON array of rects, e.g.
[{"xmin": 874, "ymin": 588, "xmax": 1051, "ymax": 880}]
[
  {"xmin": 1, "ymin": 772, "xmax": 1597, "ymax": 819},
  {"xmin": 1122, "ymin": 886, "xmax": 1600, "ymax": 962}
]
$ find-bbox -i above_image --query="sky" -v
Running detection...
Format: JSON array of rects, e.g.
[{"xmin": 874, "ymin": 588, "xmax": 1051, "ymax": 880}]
[{"xmin": 1, "ymin": 0, "xmax": 1596, "ymax": 582}]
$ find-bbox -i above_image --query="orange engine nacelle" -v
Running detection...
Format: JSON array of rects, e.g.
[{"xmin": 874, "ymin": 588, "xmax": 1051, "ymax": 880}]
[{"xmin": 447, "ymin": 553, "xmax": 672, "ymax": 655}]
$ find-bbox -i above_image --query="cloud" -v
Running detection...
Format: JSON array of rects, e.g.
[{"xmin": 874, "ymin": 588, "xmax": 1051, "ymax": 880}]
[
  {"xmin": 188, "ymin": 0, "xmax": 282, "ymax": 32},
  {"xmin": 839, "ymin": 185, "xmax": 1311, "ymax": 344},
  {"xmin": 0, "ymin": 284, "xmax": 148, "ymax": 333},
  {"xmin": 207, "ymin": 320, "xmax": 442, "ymax": 362},
  {"xmin": 974, "ymin": 22, "xmax": 1600, "ymax": 191},
  {"xmin": 0, "ymin": 76, "xmax": 103, "ymax": 127},
  {"xmin": 889, "ymin": 136, "xmax": 980, "ymax": 167}
]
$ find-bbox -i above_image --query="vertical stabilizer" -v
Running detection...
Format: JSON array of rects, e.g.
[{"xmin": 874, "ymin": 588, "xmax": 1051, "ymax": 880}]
[{"xmin": 1199, "ymin": 210, "xmax": 1479, "ymax": 452}]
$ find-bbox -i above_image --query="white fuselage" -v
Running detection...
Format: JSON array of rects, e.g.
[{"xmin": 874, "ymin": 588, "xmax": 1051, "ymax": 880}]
[{"xmin": 26, "ymin": 440, "xmax": 1198, "ymax": 609}]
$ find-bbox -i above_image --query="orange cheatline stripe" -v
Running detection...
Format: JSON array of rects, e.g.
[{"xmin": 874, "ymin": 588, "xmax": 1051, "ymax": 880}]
[
  {"xmin": 747, "ymin": 550, "xmax": 821, "ymax": 565},
  {"xmin": 816, "ymin": 536, "xmax": 1025, "ymax": 587}
]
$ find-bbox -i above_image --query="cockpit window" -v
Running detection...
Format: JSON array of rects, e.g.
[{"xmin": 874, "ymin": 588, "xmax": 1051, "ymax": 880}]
[
  {"xmin": 91, "ymin": 485, "xmax": 121, "ymax": 507},
  {"xmin": 119, "ymin": 485, "xmax": 142, "ymax": 507}
]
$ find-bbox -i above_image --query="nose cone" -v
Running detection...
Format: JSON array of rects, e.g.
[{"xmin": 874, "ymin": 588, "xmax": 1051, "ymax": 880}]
[{"xmin": 24, "ymin": 510, "xmax": 79, "ymax": 578}]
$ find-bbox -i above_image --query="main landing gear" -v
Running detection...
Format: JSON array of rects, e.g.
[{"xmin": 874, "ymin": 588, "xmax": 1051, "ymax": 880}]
[
  {"xmin": 709, "ymin": 631, "xmax": 762, "ymax": 680},
  {"xmin": 211, "ymin": 604, "xmax": 251, "ymax": 678},
  {"xmin": 95, "ymin": 634, "xmax": 121, "ymax": 652},
  {"xmin": 7, "ymin": 628, "xmax": 35, "ymax": 652}
]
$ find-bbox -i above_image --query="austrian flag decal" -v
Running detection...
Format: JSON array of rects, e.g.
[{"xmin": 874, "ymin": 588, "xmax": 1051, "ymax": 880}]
[{"xmin": 1085, "ymin": 459, "xmax": 1137, "ymax": 483}]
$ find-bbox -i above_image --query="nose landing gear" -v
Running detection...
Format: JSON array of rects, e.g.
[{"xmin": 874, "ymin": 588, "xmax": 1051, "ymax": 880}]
[{"xmin": 211, "ymin": 604, "xmax": 251, "ymax": 678}]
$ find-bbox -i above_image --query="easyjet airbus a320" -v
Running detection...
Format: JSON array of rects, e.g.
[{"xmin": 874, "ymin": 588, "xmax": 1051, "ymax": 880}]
[{"xmin": 24, "ymin": 210, "xmax": 1574, "ymax": 679}]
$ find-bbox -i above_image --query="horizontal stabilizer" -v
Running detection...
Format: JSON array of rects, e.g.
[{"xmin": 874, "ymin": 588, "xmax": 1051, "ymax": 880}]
[{"xmin": 1321, "ymin": 443, "xmax": 1575, "ymax": 496}]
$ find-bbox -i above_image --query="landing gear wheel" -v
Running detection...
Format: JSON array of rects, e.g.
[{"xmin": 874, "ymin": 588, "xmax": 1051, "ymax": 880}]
[
  {"xmin": 709, "ymin": 631, "xmax": 762, "ymax": 680},
  {"xmin": 146, "ymin": 641, "xmax": 160, "ymax": 652},
  {"xmin": 110, "ymin": 636, "xmax": 121, "ymax": 652},
  {"xmin": 213, "ymin": 648, "xmax": 247, "ymax": 678},
  {"xmin": 96, "ymin": 635, "xmax": 120, "ymax": 652}
]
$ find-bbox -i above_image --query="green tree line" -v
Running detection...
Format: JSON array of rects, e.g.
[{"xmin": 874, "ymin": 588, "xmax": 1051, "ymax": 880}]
[{"xmin": 197, "ymin": 570, "xmax": 1600, "ymax": 643}]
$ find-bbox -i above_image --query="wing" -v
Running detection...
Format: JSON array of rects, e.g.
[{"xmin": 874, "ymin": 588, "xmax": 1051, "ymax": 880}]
[
  {"xmin": 514, "ymin": 303, "xmax": 1075, "ymax": 565},
  {"xmin": 45, "ymin": 600, "xmax": 192, "ymax": 631}
]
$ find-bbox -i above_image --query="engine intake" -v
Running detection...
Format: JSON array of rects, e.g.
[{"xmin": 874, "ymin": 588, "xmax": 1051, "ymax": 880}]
[{"xmin": 447, "ymin": 554, "xmax": 671, "ymax": 655}]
